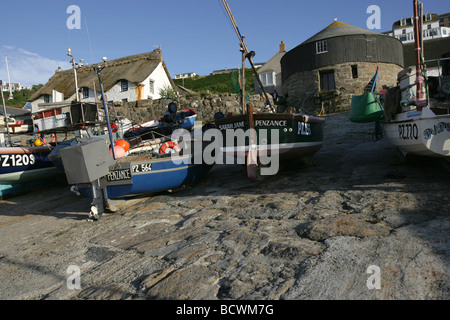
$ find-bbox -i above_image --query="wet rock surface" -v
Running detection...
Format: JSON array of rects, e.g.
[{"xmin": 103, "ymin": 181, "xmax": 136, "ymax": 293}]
[{"xmin": 0, "ymin": 112, "xmax": 448, "ymax": 300}]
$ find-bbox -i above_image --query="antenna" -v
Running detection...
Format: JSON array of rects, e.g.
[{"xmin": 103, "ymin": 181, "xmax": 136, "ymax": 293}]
[
  {"xmin": 85, "ymin": 17, "xmax": 95, "ymax": 64},
  {"xmin": 0, "ymin": 80, "xmax": 13, "ymax": 146},
  {"xmin": 68, "ymin": 47, "xmax": 80, "ymax": 102}
]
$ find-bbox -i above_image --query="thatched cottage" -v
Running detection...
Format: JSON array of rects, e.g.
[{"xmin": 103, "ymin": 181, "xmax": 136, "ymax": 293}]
[{"xmin": 28, "ymin": 49, "xmax": 176, "ymax": 110}]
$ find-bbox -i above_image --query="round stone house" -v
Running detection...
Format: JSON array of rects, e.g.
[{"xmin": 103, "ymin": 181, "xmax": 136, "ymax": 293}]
[{"xmin": 281, "ymin": 21, "xmax": 404, "ymax": 113}]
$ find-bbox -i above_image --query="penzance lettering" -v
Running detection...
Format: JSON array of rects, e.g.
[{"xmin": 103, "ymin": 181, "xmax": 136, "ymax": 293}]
[{"xmin": 107, "ymin": 169, "xmax": 131, "ymax": 181}]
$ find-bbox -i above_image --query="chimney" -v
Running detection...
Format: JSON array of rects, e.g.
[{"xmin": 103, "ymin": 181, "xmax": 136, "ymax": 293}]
[{"xmin": 279, "ymin": 41, "xmax": 286, "ymax": 53}]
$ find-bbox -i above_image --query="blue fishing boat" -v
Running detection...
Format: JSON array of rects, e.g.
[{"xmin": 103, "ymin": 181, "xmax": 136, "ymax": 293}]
[
  {"xmin": 1, "ymin": 81, "xmax": 62, "ymax": 197},
  {"xmin": 60, "ymin": 128, "xmax": 213, "ymax": 220},
  {"xmin": 0, "ymin": 145, "xmax": 62, "ymax": 196},
  {"xmin": 58, "ymin": 62, "xmax": 213, "ymax": 220}
]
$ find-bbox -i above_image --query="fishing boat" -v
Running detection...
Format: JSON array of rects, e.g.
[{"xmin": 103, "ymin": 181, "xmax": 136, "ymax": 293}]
[
  {"xmin": 0, "ymin": 145, "xmax": 62, "ymax": 196},
  {"xmin": 58, "ymin": 62, "xmax": 213, "ymax": 220},
  {"xmin": 125, "ymin": 106, "xmax": 197, "ymax": 143},
  {"xmin": 215, "ymin": 106, "xmax": 324, "ymax": 162},
  {"xmin": 214, "ymin": 0, "xmax": 325, "ymax": 179},
  {"xmin": 383, "ymin": 1, "xmax": 449, "ymax": 159},
  {"xmin": 0, "ymin": 81, "xmax": 62, "ymax": 196},
  {"xmin": 353, "ymin": 0, "xmax": 449, "ymax": 159}
]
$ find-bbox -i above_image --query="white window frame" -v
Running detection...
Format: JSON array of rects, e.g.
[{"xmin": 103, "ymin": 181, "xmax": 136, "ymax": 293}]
[
  {"xmin": 149, "ymin": 79, "xmax": 155, "ymax": 94},
  {"xmin": 82, "ymin": 87, "xmax": 89, "ymax": 99},
  {"xmin": 259, "ymin": 72, "xmax": 275, "ymax": 86},
  {"xmin": 316, "ymin": 40, "xmax": 328, "ymax": 54},
  {"xmin": 121, "ymin": 80, "xmax": 128, "ymax": 92}
]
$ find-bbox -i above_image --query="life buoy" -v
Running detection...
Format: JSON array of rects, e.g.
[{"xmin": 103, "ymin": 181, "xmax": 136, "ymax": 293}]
[{"xmin": 159, "ymin": 141, "xmax": 181, "ymax": 154}]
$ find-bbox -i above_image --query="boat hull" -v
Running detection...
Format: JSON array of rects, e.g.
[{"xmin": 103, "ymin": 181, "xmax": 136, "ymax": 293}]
[
  {"xmin": 104, "ymin": 154, "xmax": 212, "ymax": 199},
  {"xmin": 215, "ymin": 113, "xmax": 324, "ymax": 162},
  {"xmin": 0, "ymin": 146, "xmax": 55, "ymax": 183},
  {"xmin": 384, "ymin": 109, "xmax": 450, "ymax": 158},
  {"xmin": 76, "ymin": 154, "xmax": 213, "ymax": 199},
  {"xmin": 0, "ymin": 146, "xmax": 61, "ymax": 196}
]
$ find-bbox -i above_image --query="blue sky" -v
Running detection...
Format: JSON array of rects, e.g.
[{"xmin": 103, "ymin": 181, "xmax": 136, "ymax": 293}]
[{"xmin": 0, "ymin": 0, "xmax": 449, "ymax": 87}]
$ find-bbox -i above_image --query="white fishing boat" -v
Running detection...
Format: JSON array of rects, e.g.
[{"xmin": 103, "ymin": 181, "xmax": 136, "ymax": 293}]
[
  {"xmin": 383, "ymin": 104, "xmax": 449, "ymax": 158},
  {"xmin": 382, "ymin": 0, "xmax": 449, "ymax": 160}
]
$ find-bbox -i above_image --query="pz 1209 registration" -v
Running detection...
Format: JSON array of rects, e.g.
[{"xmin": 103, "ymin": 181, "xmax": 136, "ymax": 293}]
[{"xmin": 1, "ymin": 154, "xmax": 36, "ymax": 167}]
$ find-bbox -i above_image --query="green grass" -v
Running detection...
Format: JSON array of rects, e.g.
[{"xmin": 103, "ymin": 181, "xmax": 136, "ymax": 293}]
[
  {"xmin": 1, "ymin": 84, "xmax": 43, "ymax": 109},
  {"xmin": 173, "ymin": 69, "xmax": 255, "ymax": 95}
]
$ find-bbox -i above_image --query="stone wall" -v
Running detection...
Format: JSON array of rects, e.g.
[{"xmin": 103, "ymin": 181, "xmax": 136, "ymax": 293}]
[
  {"xmin": 107, "ymin": 93, "xmax": 274, "ymax": 124},
  {"xmin": 282, "ymin": 62, "xmax": 404, "ymax": 114},
  {"xmin": 108, "ymin": 60, "xmax": 403, "ymax": 123}
]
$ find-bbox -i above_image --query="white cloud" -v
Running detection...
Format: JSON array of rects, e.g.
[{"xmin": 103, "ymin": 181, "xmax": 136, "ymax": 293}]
[{"xmin": 0, "ymin": 46, "xmax": 71, "ymax": 86}]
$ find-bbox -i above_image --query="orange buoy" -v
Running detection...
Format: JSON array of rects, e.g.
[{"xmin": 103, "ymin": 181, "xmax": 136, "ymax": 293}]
[{"xmin": 115, "ymin": 140, "xmax": 130, "ymax": 152}]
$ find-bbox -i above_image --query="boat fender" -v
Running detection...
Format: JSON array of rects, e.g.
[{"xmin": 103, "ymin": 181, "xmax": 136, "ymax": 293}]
[
  {"xmin": 33, "ymin": 138, "xmax": 43, "ymax": 146},
  {"xmin": 115, "ymin": 139, "xmax": 130, "ymax": 152},
  {"xmin": 110, "ymin": 145, "xmax": 126, "ymax": 158},
  {"xmin": 159, "ymin": 141, "xmax": 181, "ymax": 154}
]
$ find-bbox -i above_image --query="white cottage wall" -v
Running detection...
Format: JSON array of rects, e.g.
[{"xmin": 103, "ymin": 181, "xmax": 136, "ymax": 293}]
[{"xmin": 142, "ymin": 62, "xmax": 173, "ymax": 100}]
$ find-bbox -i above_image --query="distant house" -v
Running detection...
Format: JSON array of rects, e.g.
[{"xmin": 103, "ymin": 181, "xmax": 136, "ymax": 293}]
[
  {"xmin": 28, "ymin": 49, "xmax": 176, "ymax": 110},
  {"xmin": 254, "ymin": 41, "xmax": 286, "ymax": 96},
  {"xmin": 1, "ymin": 82, "xmax": 30, "ymax": 92},
  {"xmin": 385, "ymin": 12, "xmax": 450, "ymax": 44},
  {"xmin": 175, "ymin": 72, "xmax": 197, "ymax": 79}
]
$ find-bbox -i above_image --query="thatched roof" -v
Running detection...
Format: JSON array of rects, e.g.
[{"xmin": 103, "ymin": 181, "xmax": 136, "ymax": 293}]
[{"xmin": 29, "ymin": 49, "xmax": 174, "ymax": 101}]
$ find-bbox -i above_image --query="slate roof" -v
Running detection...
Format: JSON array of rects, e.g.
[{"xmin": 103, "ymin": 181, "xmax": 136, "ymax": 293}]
[
  {"xmin": 0, "ymin": 106, "xmax": 30, "ymax": 117},
  {"xmin": 301, "ymin": 21, "xmax": 381, "ymax": 45}
]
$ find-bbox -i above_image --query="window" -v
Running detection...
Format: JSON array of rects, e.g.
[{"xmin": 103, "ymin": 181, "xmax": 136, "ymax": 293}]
[
  {"xmin": 149, "ymin": 79, "xmax": 155, "ymax": 94},
  {"xmin": 351, "ymin": 65, "xmax": 358, "ymax": 79},
  {"xmin": 320, "ymin": 70, "xmax": 335, "ymax": 91},
  {"xmin": 43, "ymin": 94, "xmax": 50, "ymax": 103},
  {"xmin": 82, "ymin": 87, "xmax": 89, "ymax": 99},
  {"xmin": 400, "ymin": 18, "xmax": 406, "ymax": 26},
  {"xmin": 316, "ymin": 40, "xmax": 328, "ymax": 54},
  {"xmin": 260, "ymin": 72, "xmax": 275, "ymax": 86},
  {"xmin": 121, "ymin": 80, "xmax": 128, "ymax": 92}
]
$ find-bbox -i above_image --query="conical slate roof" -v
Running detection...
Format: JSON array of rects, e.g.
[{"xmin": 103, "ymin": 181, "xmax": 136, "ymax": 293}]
[{"xmin": 302, "ymin": 21, "xmax": 381, "ymax": 45}]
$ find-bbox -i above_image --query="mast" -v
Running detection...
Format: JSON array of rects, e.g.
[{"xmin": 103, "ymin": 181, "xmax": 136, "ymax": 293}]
[
  {"xmin": 413, "ymin": 0, "xmax": 426, "ymax": 109},
  {"xmin": 5, "ymin": 57, "xmax": 13, "ymax": 100},
  {"xmin": 220, "ymin": 0, "xmax": 273, "ymax": 111},
  {"xmin": 94, "ymin": 59, "xmax": 116, "ymax": 160},
  {"xmin": 0, "ymin": 80, "xmax": 13, "ymax": 146},
  {"xmin": 68, "ymin": 48, "xmax": 80, "ymax": 102},
  {"xmin": 241, "ymin": 40, "xmax": 246, "ymax": 111}
]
